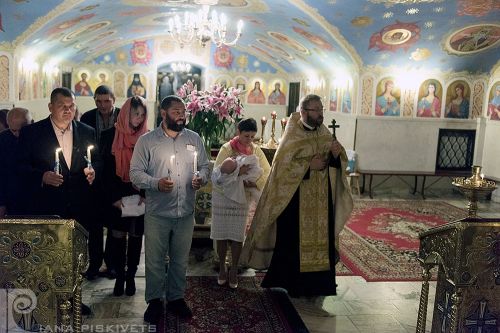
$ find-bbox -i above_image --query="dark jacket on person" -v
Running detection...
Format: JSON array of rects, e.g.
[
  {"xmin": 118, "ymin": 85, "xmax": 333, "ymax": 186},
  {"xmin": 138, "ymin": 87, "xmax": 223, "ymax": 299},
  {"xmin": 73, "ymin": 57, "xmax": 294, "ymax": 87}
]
[
  {"xmin": 80, "ymin": 107, "xmax": 120, "ymax": 146},
  {"xmin": 0, "ymin": 130, "xmax": 23, "ymax": 214},
  {"xmin": 18, "ymin": 117, "xmax": 101, "ymax": 227}
]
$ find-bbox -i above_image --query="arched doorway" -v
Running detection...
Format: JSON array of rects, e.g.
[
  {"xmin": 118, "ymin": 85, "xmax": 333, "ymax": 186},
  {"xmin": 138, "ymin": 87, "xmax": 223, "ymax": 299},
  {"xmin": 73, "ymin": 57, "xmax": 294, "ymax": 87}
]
[{"xmin": 156, "ymin": 62, "xmax": 203, "ymax": 126}]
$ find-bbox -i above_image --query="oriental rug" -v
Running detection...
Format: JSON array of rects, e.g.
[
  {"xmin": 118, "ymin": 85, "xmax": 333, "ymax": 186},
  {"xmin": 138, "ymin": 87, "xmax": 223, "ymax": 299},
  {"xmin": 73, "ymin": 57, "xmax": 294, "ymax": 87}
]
[
  {"xmin": 160, "ymin": 276, "xmax": 309, "ymax": 333},
  {"xmin": 339, "ymin": 200, "xmax": 466, "ymax": 282}
]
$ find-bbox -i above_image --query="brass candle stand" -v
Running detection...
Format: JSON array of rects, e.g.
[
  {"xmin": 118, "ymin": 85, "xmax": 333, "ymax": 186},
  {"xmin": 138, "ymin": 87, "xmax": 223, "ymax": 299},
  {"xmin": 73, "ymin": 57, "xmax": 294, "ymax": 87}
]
[
  {"xmin": 280, "ymin": 118, "xmax": 287, "ymax": 138},
  {"xmin": 259, "ymin": 117, "xmax": 267, "ymax": 145},
  {"xmin": 267, "ymin": 111, "xmax": 278, "ymax": 149},
  {"xmin": 452, "ymin": 165, "xmax": 496, "ymax": 217}
]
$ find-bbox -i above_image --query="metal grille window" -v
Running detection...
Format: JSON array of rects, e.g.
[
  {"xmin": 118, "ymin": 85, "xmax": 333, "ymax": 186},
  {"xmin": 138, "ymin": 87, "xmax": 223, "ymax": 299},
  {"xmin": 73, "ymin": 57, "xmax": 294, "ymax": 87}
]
[{"xmin": 436, "ymin": 129, "xmax": 475, "ymax": 172}]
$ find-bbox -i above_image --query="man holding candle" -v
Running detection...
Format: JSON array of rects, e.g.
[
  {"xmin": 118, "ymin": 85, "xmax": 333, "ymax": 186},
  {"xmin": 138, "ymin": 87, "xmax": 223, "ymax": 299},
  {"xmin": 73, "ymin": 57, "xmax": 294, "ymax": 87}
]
[
  {"xmin": 18, "ymin": 87, "xmax": 100, "ymax": 315},
  {"xmin": 130, "ymin": 95, "xmax": 209, "ymax": 325},
  {"xmin": 241, "ymin": 94, "xmax": 353, "ymax": 307}
]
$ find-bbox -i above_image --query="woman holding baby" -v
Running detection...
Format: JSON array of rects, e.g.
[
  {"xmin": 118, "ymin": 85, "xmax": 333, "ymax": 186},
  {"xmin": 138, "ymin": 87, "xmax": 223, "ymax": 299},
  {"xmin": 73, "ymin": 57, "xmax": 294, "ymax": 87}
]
[{"xmin": 210, "ymin": 118, "xmax": 271, "ymax": 288}]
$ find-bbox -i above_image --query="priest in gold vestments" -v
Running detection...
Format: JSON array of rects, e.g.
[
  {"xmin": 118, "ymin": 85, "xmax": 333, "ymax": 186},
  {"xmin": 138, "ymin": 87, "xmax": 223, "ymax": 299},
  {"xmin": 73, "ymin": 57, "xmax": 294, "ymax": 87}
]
[{"xmin": 241, "ymin": 94, "xmax": 353, "ymax": 297}]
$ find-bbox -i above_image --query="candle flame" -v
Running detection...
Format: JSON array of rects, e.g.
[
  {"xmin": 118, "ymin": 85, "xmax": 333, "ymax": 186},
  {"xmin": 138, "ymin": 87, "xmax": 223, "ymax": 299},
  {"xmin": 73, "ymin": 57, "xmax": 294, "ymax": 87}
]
[{"xmin": 56, "ymin": 148, "xmax": 62, "ymax": 153}]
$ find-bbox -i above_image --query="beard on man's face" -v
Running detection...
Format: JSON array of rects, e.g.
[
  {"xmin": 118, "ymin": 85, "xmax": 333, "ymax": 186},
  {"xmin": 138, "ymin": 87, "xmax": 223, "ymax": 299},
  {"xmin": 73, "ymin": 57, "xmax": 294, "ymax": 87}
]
[
  {"xmin": 305, "ymin": 113, "xmax": 323, "ymax": 128},
  {"xmin": 165, "ymin": 114, "xmax": 186, "ymax": 132}
]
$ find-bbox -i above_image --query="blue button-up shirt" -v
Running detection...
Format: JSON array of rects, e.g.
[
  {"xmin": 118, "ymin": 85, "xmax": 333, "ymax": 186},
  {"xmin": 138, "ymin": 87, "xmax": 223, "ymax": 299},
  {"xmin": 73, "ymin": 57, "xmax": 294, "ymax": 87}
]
[{"xmin": 130, "ymin": 126, "xmax": 209, "ymax": 218}]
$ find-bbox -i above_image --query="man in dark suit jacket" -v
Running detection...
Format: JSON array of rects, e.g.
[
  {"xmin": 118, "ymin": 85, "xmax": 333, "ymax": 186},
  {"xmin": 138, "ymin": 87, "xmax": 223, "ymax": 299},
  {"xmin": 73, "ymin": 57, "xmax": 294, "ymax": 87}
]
[
  {"xmin": 19, "ymin": 88, "xmax": 98, "ymax": 217},
  {"xmin": 80, "ymin": 84, "xmax": 120, "ymax": 279},
  {"xmin": 18, "ymin": 87, "xmax": 101, "ymax": 278}
]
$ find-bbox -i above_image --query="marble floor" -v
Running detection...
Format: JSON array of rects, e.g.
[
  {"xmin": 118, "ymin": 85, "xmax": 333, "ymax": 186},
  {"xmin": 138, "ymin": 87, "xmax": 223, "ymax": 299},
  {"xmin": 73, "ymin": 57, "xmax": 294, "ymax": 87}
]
[{"xmin": 81, "ymin": 189, "xmax": 500, "ymax": 333}]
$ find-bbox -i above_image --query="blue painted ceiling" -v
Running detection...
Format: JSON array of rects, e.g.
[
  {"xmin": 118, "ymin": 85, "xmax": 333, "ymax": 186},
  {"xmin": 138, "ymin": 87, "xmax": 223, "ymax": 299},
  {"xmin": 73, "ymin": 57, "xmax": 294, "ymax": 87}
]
[{"xmin": 0, "ymin": 0, "xmax": 499, "ymax": 73}]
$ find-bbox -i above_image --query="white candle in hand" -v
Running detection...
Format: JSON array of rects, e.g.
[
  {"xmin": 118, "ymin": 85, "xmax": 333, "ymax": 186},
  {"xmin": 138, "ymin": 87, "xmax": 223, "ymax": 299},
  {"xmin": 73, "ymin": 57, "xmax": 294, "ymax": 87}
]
[
  {"xmin": 55, "ymin": 148, "xmax": 62, "ymax": 163},
  {"xmin": 193, "ymin": 151, "xmax": 197, "ymax": 173},
  {"xmin": 87, "ymin": 145, "xmax": 94, "ymax": 164},
  {"xmin": 170, "ymin": 155, "xmax": 175, "ymax": 169}
]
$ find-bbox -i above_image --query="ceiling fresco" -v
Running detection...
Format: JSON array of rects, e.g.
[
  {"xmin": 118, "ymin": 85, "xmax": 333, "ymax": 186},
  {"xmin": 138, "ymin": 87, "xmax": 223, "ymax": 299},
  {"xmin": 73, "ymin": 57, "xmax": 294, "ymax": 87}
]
[{"xmin": 0, "ymin": 0, "xmax": 499, "ymax": 74}]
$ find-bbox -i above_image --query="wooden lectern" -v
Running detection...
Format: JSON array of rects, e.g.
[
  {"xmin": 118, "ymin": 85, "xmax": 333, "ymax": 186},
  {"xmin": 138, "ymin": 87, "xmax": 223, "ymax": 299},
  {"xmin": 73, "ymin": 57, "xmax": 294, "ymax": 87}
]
[
  {"xmin": 0, "ymin": 218, "xmax": 88, "ymax": 333},
  {"xmin": 416, "ymin": 218, "xmax": 500, "ymax": 333}
]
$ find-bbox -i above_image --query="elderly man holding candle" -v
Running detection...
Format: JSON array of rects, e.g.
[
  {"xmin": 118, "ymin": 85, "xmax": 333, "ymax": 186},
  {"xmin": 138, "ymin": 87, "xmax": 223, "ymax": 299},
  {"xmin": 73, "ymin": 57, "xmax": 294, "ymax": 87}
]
[
  {"xmin": 130, "ymin": 95, "xmax": 209, "ymax": 325},
  {"xmin": 18, "ymin": 87, "xmax": 101, "ymax": 315}
]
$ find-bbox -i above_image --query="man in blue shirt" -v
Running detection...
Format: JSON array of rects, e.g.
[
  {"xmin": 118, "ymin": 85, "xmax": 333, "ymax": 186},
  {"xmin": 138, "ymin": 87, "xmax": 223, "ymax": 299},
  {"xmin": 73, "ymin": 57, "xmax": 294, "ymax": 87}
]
[{"xmin": 130, "ymin": 95, "xmax": 209, "ymax": 325}]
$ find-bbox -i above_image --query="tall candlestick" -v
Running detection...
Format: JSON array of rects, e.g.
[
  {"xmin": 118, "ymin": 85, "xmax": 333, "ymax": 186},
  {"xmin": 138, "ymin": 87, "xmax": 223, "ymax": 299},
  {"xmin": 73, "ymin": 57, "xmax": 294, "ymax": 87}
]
[
  {"xmin": 86, "ymin": 145, "xmax": 94, "ymax": 164},
  {"xmin": 260, "ymin": 117, "xmax": 267, "ymax": 145},
  {"xmin": 193, "ymin": 151, "xmax": 197, "ymax": 174},
  {"xmin": 267, "ymin": 111, "xmax": 278, "ymax": 148},
  {"xmin": 281, "ymin": 118, "xmax": 287, "ymax": 137}
]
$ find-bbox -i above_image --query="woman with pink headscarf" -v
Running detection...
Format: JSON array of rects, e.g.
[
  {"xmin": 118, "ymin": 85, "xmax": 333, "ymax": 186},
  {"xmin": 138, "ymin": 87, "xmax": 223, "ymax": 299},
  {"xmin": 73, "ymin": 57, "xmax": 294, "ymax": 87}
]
[{"xmin": 100, "ymin": 96, "xmax": 148, "ymax": 296}]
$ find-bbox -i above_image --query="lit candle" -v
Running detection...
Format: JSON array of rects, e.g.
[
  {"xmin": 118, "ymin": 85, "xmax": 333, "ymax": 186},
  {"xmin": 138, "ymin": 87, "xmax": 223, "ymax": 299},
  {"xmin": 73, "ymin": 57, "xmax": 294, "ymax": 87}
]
[
  {"xmin": 271, "ymin": 111, "xmax": 277, "ymax": 119},
  {"xmin": 261, "ymin": 116, "xmax": 267, "ymax": 125},
  {"xmin": 86, "ymin": 145, "xmax": 94, "ymax": 164},
  {"xmin": 55, "ymin": 148, "xmax": 62, "ymax": 163},
  {"xmin": 170, "ymin": 155, "xmax": 175, "ymax": 169},
  {"xmin": 281, "ymin": 118, "xmax": 287, "ymax": 127},
  {"xmin": 193, "ymin": 151, "xmax": 197, "ymax": 174}
]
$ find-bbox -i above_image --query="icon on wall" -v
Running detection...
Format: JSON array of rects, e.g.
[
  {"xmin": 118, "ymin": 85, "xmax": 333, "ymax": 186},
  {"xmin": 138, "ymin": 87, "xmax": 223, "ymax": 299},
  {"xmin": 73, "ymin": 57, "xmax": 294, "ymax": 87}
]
[
  {"xmin": 127, "ymin": 73, "xmax": 147, "ymax": 98},
  {"xmin": 375, "ymin": 78, "xmax": 400, "ymax": 116},
  {"xmin": 247, "ymin": 80, "xmax": 266, "ymax": 104},
  {"xmin": 444, "ymin": 81, "xmax": 470, "ymax": 119},
  {"xmin": 417, "ymin": 79, "xmax": 442, "ymax": 118}
]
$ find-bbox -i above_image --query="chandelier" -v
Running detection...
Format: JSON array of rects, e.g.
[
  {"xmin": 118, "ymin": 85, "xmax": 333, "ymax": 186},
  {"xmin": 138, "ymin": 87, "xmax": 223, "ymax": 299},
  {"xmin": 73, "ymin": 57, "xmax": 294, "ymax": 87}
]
[{"xmin": 168, "ymin": 5, "xmax": 243, "ymax": 48}]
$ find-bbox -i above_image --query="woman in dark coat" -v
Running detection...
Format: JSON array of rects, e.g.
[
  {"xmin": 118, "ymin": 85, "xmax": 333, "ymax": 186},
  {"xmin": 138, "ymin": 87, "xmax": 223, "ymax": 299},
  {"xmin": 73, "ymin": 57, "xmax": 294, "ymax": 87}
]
[{"xmin": 100, "ymin": 96, "xmax": 148, "ymax": 296}]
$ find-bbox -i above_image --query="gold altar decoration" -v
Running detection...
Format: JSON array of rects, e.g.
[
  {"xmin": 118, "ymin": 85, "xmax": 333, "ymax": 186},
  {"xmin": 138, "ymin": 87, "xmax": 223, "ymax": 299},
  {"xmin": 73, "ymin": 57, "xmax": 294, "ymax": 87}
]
[
  {"xmin": 267, "ymin": 111, "xmax": 278, "ymax": 149},
  {"xmin": 0, "ymin": 219, "xmax": 88, "ymax": 333},
  {"xmin": 452, "ymin": 165, "xmax": 497, "ymax": 217},
  {"xmin": 416, "ymin": 218, "xmax": 500, "ymax": 333}
]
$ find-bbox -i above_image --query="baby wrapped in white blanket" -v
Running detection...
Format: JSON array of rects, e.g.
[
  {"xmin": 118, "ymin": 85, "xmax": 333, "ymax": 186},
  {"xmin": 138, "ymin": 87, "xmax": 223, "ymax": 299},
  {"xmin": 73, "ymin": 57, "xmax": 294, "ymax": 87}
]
[{"xmin": 211, "ymin": 154, "xmax": 263, "ymax": 205}]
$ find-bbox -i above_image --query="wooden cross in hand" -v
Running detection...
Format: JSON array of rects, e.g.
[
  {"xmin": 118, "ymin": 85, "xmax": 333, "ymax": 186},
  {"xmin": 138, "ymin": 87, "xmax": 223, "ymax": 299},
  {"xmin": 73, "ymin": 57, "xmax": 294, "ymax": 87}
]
[{"xmin": 328, "ymin": 119, "xmax": 340, "ymax": 140}]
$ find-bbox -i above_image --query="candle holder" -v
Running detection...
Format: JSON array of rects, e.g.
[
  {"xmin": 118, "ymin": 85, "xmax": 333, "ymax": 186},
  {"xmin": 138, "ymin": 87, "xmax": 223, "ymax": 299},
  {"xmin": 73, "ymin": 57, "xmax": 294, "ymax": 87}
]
[
  {"xmin": 452, "ymin": 165, "xmax": 497, "ymax": 217},
  {"xmin": 259, "ymin": 118, "xmax": 267, "ymax": 146},
  {"xmin": 267, "ymin": 112, "xmax": 278, "ymax": 149},
  {"xmin": 280, "ymin": 118, "xmax": 287, "ymax": 138}
]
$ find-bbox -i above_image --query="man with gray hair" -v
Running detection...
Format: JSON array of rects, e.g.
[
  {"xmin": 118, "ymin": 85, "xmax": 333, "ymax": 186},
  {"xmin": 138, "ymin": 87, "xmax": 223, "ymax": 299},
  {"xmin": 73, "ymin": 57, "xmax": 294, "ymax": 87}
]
[{"xmin": 0, "ymin": 107, "xmax": 32, "ymax": 218}]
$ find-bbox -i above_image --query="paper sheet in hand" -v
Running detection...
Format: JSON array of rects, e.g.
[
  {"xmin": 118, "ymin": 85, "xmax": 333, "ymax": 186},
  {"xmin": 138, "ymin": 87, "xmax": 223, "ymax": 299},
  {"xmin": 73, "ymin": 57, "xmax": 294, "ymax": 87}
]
[{"xmin": 121, "ymin": 194, "xmax": 145, "ymax": 217}]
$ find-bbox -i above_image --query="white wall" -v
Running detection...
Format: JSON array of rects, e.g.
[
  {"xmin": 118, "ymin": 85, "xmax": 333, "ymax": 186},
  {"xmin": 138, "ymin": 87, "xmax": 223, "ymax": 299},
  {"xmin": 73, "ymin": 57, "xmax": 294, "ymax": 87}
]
[
  {"xmin": 481, "ymin": 120, "xmax": 500, "ymax": 180},
  {"xmin": 354, "ymin": 117, "xmax": 479, "ymax": 173}
]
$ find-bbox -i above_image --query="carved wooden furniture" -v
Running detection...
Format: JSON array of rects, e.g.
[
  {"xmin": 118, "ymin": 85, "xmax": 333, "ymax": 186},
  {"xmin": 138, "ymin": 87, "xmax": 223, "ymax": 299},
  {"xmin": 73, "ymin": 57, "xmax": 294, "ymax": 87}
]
[
  {"xmin": 0, "ymin": 218, "xmax": 88, "ymax": 333},
  {"xmin": 416, "ymin": 218, "xmax": 500, "ymax": 333}
]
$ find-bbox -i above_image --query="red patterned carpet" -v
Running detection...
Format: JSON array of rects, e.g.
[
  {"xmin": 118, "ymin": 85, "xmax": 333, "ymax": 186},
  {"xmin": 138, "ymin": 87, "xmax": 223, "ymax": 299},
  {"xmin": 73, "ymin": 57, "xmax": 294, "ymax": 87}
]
[
  {"xmin": 160, "ymin": 276, "xmax": 309, "ymax": 333},
  {"xmin": 338, "ymin": 200, "xmax": 466, "ymax": 281}
]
